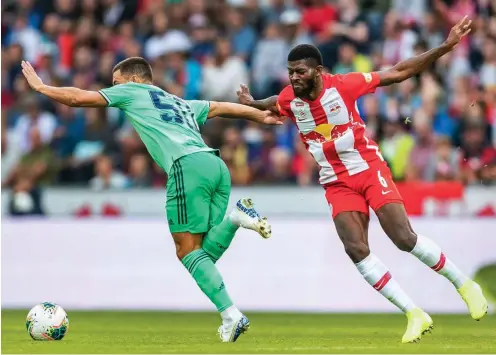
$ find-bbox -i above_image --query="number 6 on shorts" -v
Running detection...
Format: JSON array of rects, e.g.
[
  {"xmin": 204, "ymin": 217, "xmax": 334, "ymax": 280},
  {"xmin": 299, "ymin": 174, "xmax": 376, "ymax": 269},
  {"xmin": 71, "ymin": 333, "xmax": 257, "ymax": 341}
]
[{"xmin": 377, "ymin": 170, "xmax": 388, "ymax": 188}]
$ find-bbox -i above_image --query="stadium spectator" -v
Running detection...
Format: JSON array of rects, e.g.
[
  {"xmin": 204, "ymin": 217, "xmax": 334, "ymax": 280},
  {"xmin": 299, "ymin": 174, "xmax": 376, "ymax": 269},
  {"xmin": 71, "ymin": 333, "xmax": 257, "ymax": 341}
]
[
  {"xmin": 89, "ymin": 155, "xmax": 129, "ymax": 190},
  {"xmin": 220, "ymin": 126, "xmax": 250, "ymax": 185},
  {"xmin": 128, "ymin": 153, "xmax": 152, "ymax": 188},
  {"xmin": 3, "ymin": 126, "xmax": 59, "ymax": 188},
  {"xmin": 424, "ymin": 136, "xmax": 461, "ymax": 182},
  {"xmin": 13, "ymin": 95, "xmax": 57, "ymax": 154},
  {"xmin": 201, "ymin": 37, "xmax": 248, "ymax": 102},
  {"xmin": 252, "ymin": 23, "xmax": 287, "ymax": 98}
]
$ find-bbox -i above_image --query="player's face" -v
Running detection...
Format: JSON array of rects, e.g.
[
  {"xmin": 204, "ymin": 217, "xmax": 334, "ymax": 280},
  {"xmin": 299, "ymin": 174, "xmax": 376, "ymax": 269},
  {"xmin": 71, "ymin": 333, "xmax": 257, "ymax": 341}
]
[
  {"xmin": 112, "ymin": 70, "xmax": 126, "ymax": 86},
  {"xmin": 287, "ymin": 60, "xmax": 320, "ymax": 97},
  {"xmin": 112, "ymin": 70, "xmax": 146, "ymax": 85}
]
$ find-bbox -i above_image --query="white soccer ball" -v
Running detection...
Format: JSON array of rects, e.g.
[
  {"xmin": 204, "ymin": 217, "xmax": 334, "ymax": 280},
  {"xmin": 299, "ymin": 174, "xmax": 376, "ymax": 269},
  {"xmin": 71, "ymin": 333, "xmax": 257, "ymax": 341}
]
[{"xmin": 26, "ymin": 302, "xmax": 69, "ymax": 341}]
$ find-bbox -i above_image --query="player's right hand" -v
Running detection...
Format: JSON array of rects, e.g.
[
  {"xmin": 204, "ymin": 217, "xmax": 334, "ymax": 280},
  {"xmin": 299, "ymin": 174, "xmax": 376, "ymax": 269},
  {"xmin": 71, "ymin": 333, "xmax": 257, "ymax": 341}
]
[
  {"xmin": 21, "ymin": 61, "xmax": 44, "ymax": 92},
  {"xmin": 262, "ymin": 110, "xmax": 284, "ymax": 125},
  {"xmin": 236, "ymin": 84, "xmax": 254, "ymax": 106}
]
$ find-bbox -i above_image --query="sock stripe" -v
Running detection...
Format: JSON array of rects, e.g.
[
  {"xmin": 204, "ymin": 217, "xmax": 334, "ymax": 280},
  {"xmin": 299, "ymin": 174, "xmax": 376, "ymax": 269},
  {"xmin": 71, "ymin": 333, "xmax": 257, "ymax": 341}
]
[
  {"xmin": 188, "ymin": 253, "xmax": 210, "ymax": 273},
  {"xmin": 373, "ymin": 272, "xmax": 392, "ymax": 291},
  {"xmin": 431, "ymin": 252, "xmax": 446, "ymax": 272},
  {"xmin": 176, "ymin": 161, "xmax": 188, "ymax": 224}
]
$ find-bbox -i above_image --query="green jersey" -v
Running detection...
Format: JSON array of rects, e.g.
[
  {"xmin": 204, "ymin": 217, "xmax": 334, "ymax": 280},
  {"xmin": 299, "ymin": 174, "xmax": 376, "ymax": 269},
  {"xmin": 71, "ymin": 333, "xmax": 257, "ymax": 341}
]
[{"xmin": 99, "ymin": 82, "xmax": 215, "ymax": 174}]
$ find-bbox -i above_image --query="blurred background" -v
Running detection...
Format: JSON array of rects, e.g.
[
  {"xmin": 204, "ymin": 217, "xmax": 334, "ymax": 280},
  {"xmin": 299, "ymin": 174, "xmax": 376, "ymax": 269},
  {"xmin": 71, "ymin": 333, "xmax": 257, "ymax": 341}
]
[{"xmin": 1, "ymin": 0, "xmax": 496, "ymax": 317}]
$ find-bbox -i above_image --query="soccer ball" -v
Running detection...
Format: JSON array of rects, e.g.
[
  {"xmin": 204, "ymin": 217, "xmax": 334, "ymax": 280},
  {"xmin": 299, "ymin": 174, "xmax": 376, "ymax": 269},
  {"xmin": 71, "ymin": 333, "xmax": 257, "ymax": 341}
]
[{"xmin": 26, "ymin": 302, "xmax": 69, "ymax": 341}]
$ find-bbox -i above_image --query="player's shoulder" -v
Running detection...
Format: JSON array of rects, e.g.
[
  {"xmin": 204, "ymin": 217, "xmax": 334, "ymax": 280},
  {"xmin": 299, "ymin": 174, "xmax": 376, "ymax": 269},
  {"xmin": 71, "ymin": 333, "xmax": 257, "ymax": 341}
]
[
  {"xmin": 330, "ymin": 72, "xmax": 375, "ymax": 86},
  {"xmin": 278, "ymin": 85, "xmax": 295, "ymax": 106}
]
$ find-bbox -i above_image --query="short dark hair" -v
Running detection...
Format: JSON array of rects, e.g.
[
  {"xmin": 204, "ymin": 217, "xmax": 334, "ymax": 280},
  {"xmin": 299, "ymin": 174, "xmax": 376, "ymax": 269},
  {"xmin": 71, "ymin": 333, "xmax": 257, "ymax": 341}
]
[
  {"xmin": 287, "ymin": 44, "xmax": 323, "ymax": 67},
  {"xmin": 113, "ymin": 57, "xmax": 153, "ymax": 82}
]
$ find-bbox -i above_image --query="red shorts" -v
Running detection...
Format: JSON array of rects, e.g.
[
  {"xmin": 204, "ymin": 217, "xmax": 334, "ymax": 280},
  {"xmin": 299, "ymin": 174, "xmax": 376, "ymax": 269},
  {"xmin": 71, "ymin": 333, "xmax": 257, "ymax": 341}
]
[{"xmin": 324, "ymin": 162, "xmax": 404, "ymax": 219}]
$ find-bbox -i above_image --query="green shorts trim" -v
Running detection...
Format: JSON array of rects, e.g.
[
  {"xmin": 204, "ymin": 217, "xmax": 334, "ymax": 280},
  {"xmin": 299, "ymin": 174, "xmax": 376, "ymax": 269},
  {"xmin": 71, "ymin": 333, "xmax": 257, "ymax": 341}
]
[{"xmin": 166, "ymin": 151, "xmax": 231, "ymax": 234}]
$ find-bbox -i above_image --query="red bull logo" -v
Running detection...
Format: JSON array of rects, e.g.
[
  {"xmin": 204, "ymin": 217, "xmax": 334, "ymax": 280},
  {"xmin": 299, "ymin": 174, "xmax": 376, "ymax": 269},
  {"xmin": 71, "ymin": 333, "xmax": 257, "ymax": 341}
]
[
  {"xmin": 303, "ymin": 123, "xmax": 336, "ymax": 143},
  {"xmin": 328, "ymin": 103, "xmax": 341, "ymax": 116}
]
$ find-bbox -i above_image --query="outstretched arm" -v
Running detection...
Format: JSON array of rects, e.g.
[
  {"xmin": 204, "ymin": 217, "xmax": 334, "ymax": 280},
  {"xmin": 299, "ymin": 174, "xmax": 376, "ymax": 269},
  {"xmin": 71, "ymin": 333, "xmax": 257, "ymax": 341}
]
[
  {"xmin": 377, "ymin": 16, "xmax": 472, "ymax": 86},
  {"xmin": 208, "ymin": 101, "xmax": 283, "ymax": 125},
  {"xmin": 236, "ymin": 84, "xmax": 279, "ymax": 112},
  {"xmin": 21, "ymin": 61, "xmax": 107, "ymax": 107}
]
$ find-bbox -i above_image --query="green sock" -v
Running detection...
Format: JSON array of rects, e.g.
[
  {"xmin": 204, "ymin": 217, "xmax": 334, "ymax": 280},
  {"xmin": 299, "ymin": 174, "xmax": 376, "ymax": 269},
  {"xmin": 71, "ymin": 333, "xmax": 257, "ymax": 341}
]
[
  {"xmin": 202, "ymin": 219, "xmax": 239, "ymax": 262},
  {"xmin": 181, "ymin": 249, "xmax": 233, "ymax": 312}
]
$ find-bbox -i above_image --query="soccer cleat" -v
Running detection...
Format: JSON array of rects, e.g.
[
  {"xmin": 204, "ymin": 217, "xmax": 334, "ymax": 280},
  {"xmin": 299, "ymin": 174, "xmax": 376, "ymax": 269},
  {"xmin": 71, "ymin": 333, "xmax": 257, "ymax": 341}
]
[
  {"xmin": 217, "ymin": 314, "xmax": 250, "ymax": 342},
  {"xmin": 402, "ymin": 308, "xmax": 433, "ymax": 344},
  {"xmin": 457, "ymin": 280, "xmax": 488, "ymax": 321},
  {"xmin": 229, "ymin": 198, "xmax": 272, "ymax": 239}
]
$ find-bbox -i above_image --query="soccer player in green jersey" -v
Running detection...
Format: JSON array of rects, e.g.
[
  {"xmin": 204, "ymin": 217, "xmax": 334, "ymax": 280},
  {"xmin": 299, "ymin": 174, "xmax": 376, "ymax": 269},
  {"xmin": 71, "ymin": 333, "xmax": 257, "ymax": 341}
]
[{"xmin": 21, "ymin": 57, "xmax": 283, "ymax": 342}]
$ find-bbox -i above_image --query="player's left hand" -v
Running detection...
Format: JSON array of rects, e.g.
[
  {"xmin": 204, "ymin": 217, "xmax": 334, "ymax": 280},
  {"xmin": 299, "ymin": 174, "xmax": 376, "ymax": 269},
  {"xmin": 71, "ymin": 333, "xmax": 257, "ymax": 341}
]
[
  {"xmin": 21, "ymin": 61, "xmax": 44, "ymax": 91},
  {"xmin": 262, "ymin": 110, "xmax": 284, "ymax": 125},
  {"xmin": 236, "ymin": 84, "xmax": 254, "ymax": 106},
  {"xmin": 445, "ymin": 15, "xmax": 472, "ymax": 49}
]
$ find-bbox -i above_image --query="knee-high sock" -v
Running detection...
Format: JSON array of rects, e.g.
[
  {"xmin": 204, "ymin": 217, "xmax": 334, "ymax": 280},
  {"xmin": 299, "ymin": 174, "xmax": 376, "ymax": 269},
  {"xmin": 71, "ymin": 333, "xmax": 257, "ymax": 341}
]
[
  {"xmin": 411, "ymin": 235, "xmax": 469, "ymax": 288},
  {"xmin": 356, "ymin": 253, "xmax": 416, "ymax": 313}
]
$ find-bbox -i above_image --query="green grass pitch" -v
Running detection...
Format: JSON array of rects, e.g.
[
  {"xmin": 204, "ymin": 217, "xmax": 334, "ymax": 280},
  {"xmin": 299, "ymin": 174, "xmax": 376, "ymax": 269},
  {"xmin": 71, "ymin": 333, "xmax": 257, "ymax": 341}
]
[{"xmin": 2, "ymin": 311, "xmax": 495, "ymax": 353}]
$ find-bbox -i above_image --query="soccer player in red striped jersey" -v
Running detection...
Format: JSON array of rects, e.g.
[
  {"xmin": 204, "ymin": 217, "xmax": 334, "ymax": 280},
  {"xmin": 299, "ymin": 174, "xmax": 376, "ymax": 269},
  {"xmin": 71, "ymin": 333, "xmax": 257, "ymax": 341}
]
[{"xmin": 237, "ymin": 16, "xmax": 487, "ymax": 343}]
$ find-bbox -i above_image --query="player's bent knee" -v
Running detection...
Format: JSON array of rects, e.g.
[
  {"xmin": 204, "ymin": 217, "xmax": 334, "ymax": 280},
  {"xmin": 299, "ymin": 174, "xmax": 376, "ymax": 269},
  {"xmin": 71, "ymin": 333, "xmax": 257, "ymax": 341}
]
[
  {"xmin": 393, "ymin": 230, "xmax": 417, "ymax": 252},
  {"xmin": 343, "ymin": 241, "xmax": 370, "ymax": 263},
  {"xmin": 171, "ymin": 232, "xmax": 203, "ymax": 260}
]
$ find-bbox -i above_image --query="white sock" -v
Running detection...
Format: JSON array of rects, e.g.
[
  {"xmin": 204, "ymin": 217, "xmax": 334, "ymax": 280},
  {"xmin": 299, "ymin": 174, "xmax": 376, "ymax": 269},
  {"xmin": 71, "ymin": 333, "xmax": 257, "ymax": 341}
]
[
  {"xmin": 411, "ymin": 235, "xmax": 469, "ymax": 289},
  {"xmin": 356, "ymin": 253, "xmax": 416, "ymax": 313},
  {"xmin": 220, "ymin": 305, "xmax": 242, "ymax": 324},
  {"xmin": 228, "ymin": 210, "xmax": 241, "ymax": 227}
]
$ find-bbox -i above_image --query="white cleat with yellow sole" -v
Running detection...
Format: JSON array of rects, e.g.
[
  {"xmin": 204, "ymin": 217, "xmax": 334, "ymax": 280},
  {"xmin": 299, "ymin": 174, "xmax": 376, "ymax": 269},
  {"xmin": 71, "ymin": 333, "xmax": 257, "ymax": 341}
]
[
  {"xmin": 218, "ymin": 314, "xmax": 250, "ymax": 342},
  {"xmin": 229, "ymin": 198, "xmax": 272, "ymax": 239}
]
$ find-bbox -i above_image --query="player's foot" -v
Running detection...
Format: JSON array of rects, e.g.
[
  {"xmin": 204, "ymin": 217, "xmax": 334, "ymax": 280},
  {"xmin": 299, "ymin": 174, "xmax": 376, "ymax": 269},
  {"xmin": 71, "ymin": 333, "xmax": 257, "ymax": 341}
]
[
  {"xmin": 229, "ymin": 198, "xmax": 272, "ymax": 239},
  {"xmin": 217, "ymin": 314, "xmax": 250, "ymax": 342},
  {"xmin": 402, "ymin": 308, "xmax": 433, "ymax": 344},
  {"xmin": 457, "ymin": 279, "xmax": 488, "ymax": 321}
]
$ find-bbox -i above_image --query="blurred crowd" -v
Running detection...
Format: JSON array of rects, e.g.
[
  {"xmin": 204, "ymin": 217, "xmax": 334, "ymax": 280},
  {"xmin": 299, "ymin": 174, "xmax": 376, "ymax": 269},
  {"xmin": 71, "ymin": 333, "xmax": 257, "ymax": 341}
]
[{"xmin": 2, "ymin": 0, "xmax": 496, "ymax": 195}]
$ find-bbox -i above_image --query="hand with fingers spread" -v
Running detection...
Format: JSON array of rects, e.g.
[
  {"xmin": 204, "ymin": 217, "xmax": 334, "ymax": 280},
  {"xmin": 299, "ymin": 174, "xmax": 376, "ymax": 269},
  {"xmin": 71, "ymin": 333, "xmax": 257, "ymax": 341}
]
[
  {"xmin": 236, "ymin": 84, "xmax": 254, "ymax": 106},
  {"xmin": 21, "ymin": 61, "xmax": 44, "ymax": 92},
  {"xmin": 445, "ymin": 15, "xmax": 472, "ymax": 49}
]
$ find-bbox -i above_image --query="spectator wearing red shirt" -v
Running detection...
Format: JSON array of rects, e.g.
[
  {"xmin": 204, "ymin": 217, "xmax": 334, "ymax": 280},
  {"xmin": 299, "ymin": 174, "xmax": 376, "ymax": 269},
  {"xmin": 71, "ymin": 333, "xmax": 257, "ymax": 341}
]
[{"xmin": 301, "ymin": 0, "xmax": 337, "ymax": 44}]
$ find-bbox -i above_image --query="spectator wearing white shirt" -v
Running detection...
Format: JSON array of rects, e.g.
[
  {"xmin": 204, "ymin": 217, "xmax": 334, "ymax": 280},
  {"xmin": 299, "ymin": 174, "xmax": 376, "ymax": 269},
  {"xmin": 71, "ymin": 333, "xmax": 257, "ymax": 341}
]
[
  {"xmin": 201, "ymin": 38, "xmax": 249, "ymax": 102},
  {"xmin": 252, "ymin": 23, "xmax": 287, "ymax": 98},
  {"xmin": 13, "ymin": 96, "xmax": 57, "ymax": 155},
  {"xmin": 6, "ymin": 15, "xmax": 42, "ymax": 63},
  {"xmin": 145, "ymin": 11, "xmax": 191, "ymax": 61},
  {"xmin": 90, "ymin": 155, "xmax": 129, "ymax": 190},
  {"xmin": 480, "ymin": 37, "xmax": 496, "ymax": 90}
]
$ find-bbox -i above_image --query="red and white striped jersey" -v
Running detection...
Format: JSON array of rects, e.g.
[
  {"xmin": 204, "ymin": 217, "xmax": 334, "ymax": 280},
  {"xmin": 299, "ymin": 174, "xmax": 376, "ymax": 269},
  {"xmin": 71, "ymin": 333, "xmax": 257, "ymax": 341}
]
[{"xmin": 277, "ymin": 72, "xmax": 384, "ymax": 185}]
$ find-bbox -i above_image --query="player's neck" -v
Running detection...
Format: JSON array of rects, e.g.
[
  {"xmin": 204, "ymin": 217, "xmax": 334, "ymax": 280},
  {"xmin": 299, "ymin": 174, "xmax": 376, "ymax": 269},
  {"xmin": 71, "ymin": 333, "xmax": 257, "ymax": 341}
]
[{"xmin": 301, "ymin": 77, "xmax": 324, "ymax": 101}]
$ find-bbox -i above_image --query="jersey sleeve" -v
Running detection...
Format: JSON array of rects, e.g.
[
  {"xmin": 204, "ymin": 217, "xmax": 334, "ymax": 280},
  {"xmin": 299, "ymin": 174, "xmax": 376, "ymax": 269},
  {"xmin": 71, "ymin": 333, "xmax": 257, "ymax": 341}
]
[
  {"xmin": 276, "ymin": 86, "xmax": 293, "ymax": 117},
  {"xmin": 337, "ymin": 72, "xmax": 380, "ymax": 100},
  {"xmin": 187, "ymin": 100, "xmax": 210, "ymax": 126},
  {"xmin": 99, "ymin": 83, "xmax": 134, "ymax": 108}
]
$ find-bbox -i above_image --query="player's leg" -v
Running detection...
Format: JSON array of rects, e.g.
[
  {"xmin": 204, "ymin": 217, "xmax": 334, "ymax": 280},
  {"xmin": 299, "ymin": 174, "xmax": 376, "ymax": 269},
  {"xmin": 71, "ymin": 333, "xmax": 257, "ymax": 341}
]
[
  {"xmin": 202, "ymin": 155, "xmax": 271, "ymax": 263},
  {"xmin": 368, "ymin": 163, "xmax": 488, "ymax": 321},
  {"xmin": 166, "ymin": 154, "xmax": 238, "ymax": 339},
  {"xmin": 376, "ymin": 203, "xmax": 488, "ymax": 321},
  {"xmin": 202, "ymin": 158, "xmax": 249, "ymax": 341},
  {"xmin": 200, "ymin": 157, "xmax": 271, "ymax": 341},
  {"xmin": 327, "ymin": 184, "xmax": 429, "ymax": 343}
]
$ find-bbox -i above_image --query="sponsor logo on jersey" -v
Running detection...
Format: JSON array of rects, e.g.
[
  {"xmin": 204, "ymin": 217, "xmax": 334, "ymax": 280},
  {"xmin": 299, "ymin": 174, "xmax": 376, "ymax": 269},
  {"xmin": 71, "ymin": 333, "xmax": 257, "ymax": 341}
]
[
  {"xmin": 295, "ymin": 101, "xmax": 305, "ymax": 107},
  {"xmin": 297, "ymin": 110, "xmax": 306, "ymax": 121},
  {"xmin": 302, "ymin": 123, "xmax": 336, "ymax": 143},
  {"xmin": 328, "ymin": 103, "xmax": 341, "ymax": 116}
]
